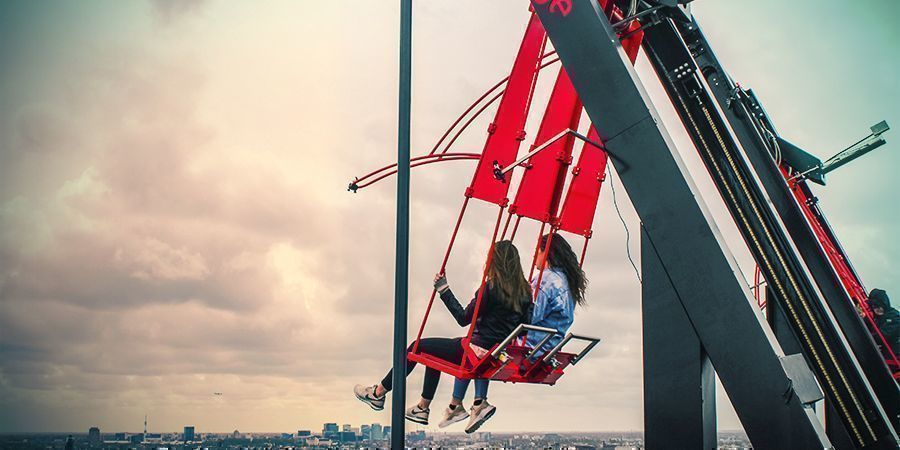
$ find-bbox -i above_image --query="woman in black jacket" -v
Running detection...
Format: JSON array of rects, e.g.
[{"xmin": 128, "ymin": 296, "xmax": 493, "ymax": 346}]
[{"xmin": 354, "ymin": 240, "xmax": 532, "ymax": 426}]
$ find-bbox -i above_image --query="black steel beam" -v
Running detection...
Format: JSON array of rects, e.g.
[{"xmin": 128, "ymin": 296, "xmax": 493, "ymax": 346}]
[
  {"xmin": 391, "ymin": 0, "xmax": 412, "ymax": 448},
  {"xmin": 642, "ymin": 227, "xmax": 716, "ymax": 449},
  {"xmin": 672, "ymin": 18, "xmax": 900, "ymax": 434},
  {"xmin": 640, "ymin": 18, "xmax": 896, "ymax": 448},
  {"xmin": 530, "ymin": 1, "xmax": 830, "ymax": 447},
  {"xmin": 768, "ymin": 292, "xmax": 858, "ymax": 449}
]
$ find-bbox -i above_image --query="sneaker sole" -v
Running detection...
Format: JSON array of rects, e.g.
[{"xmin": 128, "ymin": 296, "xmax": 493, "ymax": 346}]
[
  {"xmin": 465, "ymin": 406, "xmax": 496, "ymax": 434},
  {"xmin": 438, "ymin": 413, "xmax": 470, "ymax": 428},
  {"xmin": 354, "ymin": 392, "xmax": 384, "ymax": 411},
  {"xmin": 405, "ymin": 415, "xmax": 428, "ymax": 425}
]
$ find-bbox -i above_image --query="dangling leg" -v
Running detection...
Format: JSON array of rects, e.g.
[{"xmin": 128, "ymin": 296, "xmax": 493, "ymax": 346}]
[
  {"xmin": 465, "ymin": 379, "xmax": 497, "ymax": 434},
  {"xmin": 354, "ymin": 341, "xmax": 418, "ymax": 410},
  {"xmin": 439, "ymin": 377, "xmax": 472, "ymax": 428},
  {"xmin": 405, "ymin": 337, "xmax": 465, "ymax": 425}
]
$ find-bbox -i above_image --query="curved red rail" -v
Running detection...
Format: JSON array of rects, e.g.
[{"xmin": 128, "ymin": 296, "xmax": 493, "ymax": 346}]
[
  {"xmin": 349, "ymin": 153, "xmax": 480, "ymax": 191},
  {"xmin": 349, "ymin": 53, "xmax": 562, "ymax": 193}
]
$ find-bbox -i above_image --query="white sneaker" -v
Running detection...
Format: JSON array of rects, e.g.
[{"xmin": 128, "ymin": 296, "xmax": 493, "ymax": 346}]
[
  {"xmin": 353, "ymin": 384, "xmax": 385, "ymax": 411},
  {"xmin": 405, "ymin": 405, "xmax": 430, "ymax": 425},
  {"xmin": 465, "ymin": 400, "xmax": 496, "ymax": 434},
  {"xmin": 438, "ymin": 405, "xmax": 470, "ymax": 428}
]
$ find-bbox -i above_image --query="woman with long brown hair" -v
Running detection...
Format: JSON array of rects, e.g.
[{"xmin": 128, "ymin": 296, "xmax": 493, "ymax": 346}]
[
  {"xmin": 353, "ymin": 240, "xmax": 532, "ymax": 428},
  {"xmin": 441, "ymin": 232, "xmax": 589, "ymax": 433}
]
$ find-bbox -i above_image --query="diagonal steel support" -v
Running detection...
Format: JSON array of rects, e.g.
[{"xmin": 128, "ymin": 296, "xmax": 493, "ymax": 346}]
[{"xmin": 531, "ymin": 1, "xmax": 831, "ymax": 447}]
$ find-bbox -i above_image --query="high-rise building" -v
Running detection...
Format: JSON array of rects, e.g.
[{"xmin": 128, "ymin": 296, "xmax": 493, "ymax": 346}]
[
  {"xmin": 370, "ymin": 423, "xmax": 383, "ymax": 441},
  {"xmin": 88, "ymin": 427, "xmax": 101, "ymax": 445},
  {"xmin": 383, "ymin": 426, "xmax": 391, "ymax": 441},
  {"xmin": 297, "ymin": 430, "xmax": 311, "ymax": 437},
  {"xmin": 183, "ymin": 426, "xmax": 195, "ymax": 442},
  {"xmin": 408, "ymin": 430, "xmax": 426, "ymax": 441},
  {"xmin": 323, "ymin": 423, "xmax": 339, "ymax": 439},
  {"xmin": 342, "ymin": 424, "xmax": 351, "ymax": 432},
  {"xmin": 360, "ymin": 424, "xmax": 371, "ymax": 440}
]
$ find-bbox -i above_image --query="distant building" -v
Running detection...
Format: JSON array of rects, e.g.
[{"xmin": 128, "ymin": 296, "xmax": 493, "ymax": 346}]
[
  {"xmin": 323, "ymin": 423, "xmax": 339, "ymax": 439},
  {"xmin": 473, "ymin": 431, "xmax": 492, "ymax": 441},
  {"xmin": 339, "ymin": 431, "xmax": 357, "ymax": 443},
  {"xmin": 114, "ymin": 433, "xmax": 126, "ymax": 441},
  {"xmin": 360, "ymin": 424, "xmax": 371, "ymax": 440},
  {"xmin": 232, "ymin": 430, "xmax": 241, "ymax": 439},
  {"xmin": 183, "ymin": 426, "xmax": 195, "ymax": 442},
  {"xmin": 88, "ymin": 427, "xmax": 101, "ymax": 445},
  {"xmin": 297, "ymin": 430, "xmax": 311, "ymax": 437},
  {"xmin": 408, "ymin": 430, "xmax": 426, "ymax": 441},
  {"xmin": 65, "ymin": 435, "xmax": 74, "ymax": 450},
  {"xmin": 370, "ymin": 423, "xmax": 383, "ymax": 441},
  {"xmin": 383, "ymin": 426, "xmax": 391, "ymax": 441},
  {"xmin": 342, "ymin": 424, "xmax": 351, "ymax": 432}
]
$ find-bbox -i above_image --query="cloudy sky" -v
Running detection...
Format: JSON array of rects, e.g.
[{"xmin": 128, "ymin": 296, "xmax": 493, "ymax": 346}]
[{"xmin": 1, "ymin": 0, "xmax": 898, "ymax": 435}]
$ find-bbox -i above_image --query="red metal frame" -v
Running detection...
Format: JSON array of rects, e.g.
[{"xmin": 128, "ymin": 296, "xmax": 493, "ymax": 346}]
[
  {"xmin": 351, "ymin": 1, "xmax": 646, "ymax": 385},
  {"xmin": 558, "ymin": 126, "xmax": 608, "ymax": 238},
  {"xmin": 509, "ymin": 66, "xmax": 582, "ymax": 222},
  {"xmin": 783, "ymin": 167, "xmax": 900, "ymax": 377},
  {"xmin": 408, "ymin": 1, "xmax": 646, "ymax": 384},
  {"xmin": 467, "ymin": 12, "xmax": 547, "ymax": 205}
]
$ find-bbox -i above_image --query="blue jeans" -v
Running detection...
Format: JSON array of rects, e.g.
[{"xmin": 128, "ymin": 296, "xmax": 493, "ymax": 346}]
[{"xmin": 452, "ymin": 377, "xmax": 489, "ymax": 401}]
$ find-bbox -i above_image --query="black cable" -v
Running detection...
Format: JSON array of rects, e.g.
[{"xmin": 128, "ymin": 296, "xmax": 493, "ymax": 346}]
[{"xmin": 607, "ymin": 165, "xmax": 642, "ymax": 283}]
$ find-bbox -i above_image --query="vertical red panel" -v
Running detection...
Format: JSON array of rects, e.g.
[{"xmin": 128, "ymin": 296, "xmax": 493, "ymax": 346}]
[
  {"xmin": 556, "ymin": 29, "xmax": 641, "ymax": 237},
  {"xmin": 558, "ymin": 127, "xmax": 608, "ymax": 237},
  {"xmin": 510, "ymin": 67, "xmax": 582, "ymax": 222},
  {"xmin": 467, "ymin": 12, "xmax": 547, "ymax": 205}
]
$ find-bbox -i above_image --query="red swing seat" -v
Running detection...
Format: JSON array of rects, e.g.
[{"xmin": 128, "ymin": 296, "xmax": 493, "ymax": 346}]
[{"xmin": 409, "ymin": 324, "xmax": 601, "ymax": 385}]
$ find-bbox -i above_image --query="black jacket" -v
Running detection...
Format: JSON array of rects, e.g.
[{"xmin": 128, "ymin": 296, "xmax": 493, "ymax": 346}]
[
  {"xmin": 875, "ymin": 307, "xmax": 900, "ymax": 357},
  {"xmin": 440, "ymin": 282, "xmax": 532, "ymax": 349}
]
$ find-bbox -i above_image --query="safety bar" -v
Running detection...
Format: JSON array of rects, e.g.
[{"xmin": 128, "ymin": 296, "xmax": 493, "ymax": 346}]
[
  {"xmin": 542, "ymin": 333, "xmax": 602, "ymax": 366},
  {"xmin": 490, "ymin": 323, "xmax": 559, "ymax": 359}
]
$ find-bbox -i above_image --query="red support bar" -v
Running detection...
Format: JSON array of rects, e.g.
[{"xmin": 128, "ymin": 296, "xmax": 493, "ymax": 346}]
[
  {"xmin": 784, "ymin": 169, "xmax": 900, "ymax": 373},
  {"xmin": 500, "ymin": 210, "xmax": 514, "ymax": 240},
  {"xmin": 510, "ymin": 215, "xmax": 523, "ymax": 242},
  {"xmin": 529, "ymin": 221, "xmax": 548, "ymax": 281},
  {"xmin": 579, "ymin": 235, "xmax": 590, "ymax": 268},
  {"xmin": 413, "ymin": 196, "xmax": 472, "ymax": 353},
  {"xmin": 524, "ymin": 227, "xmax": 557, "ymax": 346},
  {"xmin": 439, "ymin": 91, "xmax": 505, "ymax": 155},
  {"xmin": 430, "ymin": 51, "xmax": 558, "ymax": 156},
  {"xmin": 352, "ymin": 153, "xmax": 481, "ymax": 191}
]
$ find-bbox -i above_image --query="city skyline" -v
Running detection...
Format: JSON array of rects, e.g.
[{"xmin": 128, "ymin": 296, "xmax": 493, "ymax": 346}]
[{"xmin": 1, "ymin": 0, "xmax": 898, "ymax": 436}]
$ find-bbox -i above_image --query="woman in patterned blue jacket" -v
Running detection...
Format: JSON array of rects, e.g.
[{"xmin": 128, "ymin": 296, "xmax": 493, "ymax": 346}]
[{"xmin": 441, "ymin": 232, "xmax": 588, "ymax": 433}]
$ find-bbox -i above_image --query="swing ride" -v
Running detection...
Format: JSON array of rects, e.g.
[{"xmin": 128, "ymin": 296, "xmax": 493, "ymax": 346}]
[{"xmin": 351, "ymin": 0, "xmax": 899, "ymax": 448}]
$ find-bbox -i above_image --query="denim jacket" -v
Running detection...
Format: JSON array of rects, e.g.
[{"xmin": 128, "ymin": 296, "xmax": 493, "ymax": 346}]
[{"xmin": 526, "ymin": 268, "xmax": 575, "ymax": 354}]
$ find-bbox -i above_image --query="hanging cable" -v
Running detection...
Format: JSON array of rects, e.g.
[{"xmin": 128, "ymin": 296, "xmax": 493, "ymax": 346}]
[{"xmin": 607, "ymin": 165, "xmax": 641, "ymax": 283}]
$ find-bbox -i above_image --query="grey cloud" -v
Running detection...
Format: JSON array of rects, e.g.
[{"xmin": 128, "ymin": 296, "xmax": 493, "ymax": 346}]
[{"xmin": 149, "ymin": 0, "xmax": 209, "ymax": 25}]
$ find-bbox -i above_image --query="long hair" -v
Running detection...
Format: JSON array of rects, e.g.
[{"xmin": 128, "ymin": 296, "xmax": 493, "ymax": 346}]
[
  {"xmin": 540, "ymin": 232, "xmax": 587, "ymax": 306},
  {"xmin": 487, "ymin": 240, "xmax": 532, "ymax": 314}
]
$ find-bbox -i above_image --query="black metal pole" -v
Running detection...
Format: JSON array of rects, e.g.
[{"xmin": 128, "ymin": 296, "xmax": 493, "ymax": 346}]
[{"xmin": 391, "ymin": 1, "xmax": 412, "ymax": 449}]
